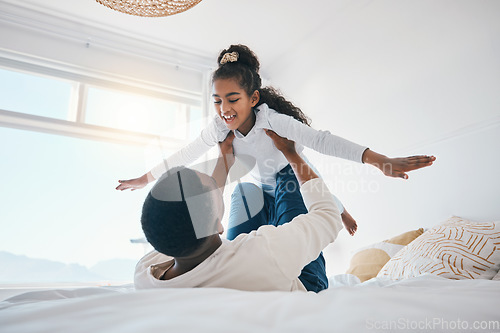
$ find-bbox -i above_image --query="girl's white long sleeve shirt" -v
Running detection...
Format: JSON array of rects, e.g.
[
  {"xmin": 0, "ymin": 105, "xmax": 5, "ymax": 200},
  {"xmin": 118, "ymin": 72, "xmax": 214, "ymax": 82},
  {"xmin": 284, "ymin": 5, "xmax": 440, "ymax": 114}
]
[
  {"xmin": 134, "ymin": 177, "xmax": 343, "ymax": 292},
  {"xmin": 150, "ymin": 104, "xmax": 368, "ymax": 194}
]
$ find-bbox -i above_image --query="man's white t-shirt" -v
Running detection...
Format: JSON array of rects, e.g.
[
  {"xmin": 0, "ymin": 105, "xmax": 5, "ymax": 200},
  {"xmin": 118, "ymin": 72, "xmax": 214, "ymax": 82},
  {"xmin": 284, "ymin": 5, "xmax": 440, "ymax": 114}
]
[{"xmin": 134, "ymin": 177, "xmax": 343, "ymax": 292}]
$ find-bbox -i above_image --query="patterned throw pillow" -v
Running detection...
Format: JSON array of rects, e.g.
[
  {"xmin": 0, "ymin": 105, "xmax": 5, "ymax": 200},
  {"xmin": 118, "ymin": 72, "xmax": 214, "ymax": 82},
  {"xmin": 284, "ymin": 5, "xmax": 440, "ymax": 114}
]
[
  {"xmin": 377, "ymin": 216, "xmax": 500, "ymax": 280},
  {"xmin": 345, "ymin": 228, "xmax": 424, "ymax": 282}
]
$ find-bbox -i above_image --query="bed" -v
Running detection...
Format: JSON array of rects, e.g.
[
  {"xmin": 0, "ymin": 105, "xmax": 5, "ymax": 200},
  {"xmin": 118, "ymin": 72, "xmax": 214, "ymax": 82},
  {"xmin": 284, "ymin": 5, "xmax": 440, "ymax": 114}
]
[{"xmin": 1, "ymin": 216, "xmax": 499, "ymax": 332}]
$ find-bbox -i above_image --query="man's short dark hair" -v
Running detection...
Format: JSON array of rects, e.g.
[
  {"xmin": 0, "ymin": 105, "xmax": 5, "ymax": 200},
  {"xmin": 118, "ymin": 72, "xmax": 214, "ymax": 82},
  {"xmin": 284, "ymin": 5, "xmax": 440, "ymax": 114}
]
[{"xmin": 141, "ymin": 167, "xmax": 219, "ymax": 257}]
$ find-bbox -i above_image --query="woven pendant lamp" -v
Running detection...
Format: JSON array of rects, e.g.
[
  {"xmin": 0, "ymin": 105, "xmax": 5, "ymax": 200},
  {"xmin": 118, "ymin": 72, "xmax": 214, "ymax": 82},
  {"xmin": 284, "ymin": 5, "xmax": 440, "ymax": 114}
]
[{"xmin": 95, "ymin": 0, "xmax": 203, "ymax": 17}]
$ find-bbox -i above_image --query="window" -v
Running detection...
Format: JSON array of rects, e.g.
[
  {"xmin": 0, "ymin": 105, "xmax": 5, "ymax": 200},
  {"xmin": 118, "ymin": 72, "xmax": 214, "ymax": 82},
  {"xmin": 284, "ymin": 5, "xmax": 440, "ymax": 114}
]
[
  {"xmin": 188, "ymin": 106, "xmax": 203, "ymax": 140},
  {"xmin": 0, "ymin": 126, "xmax": 159, "ymax": 283},
  {"xmin": 0, "ymin": 68, "xmax": 73, "ymax": 120},
  {"xmin": 85, "ymin": 86, "xmax": 189, "ymax": 138},
  {"xmin": 0, "ymin": 61, "xmax": 205, "ymax": 285}
]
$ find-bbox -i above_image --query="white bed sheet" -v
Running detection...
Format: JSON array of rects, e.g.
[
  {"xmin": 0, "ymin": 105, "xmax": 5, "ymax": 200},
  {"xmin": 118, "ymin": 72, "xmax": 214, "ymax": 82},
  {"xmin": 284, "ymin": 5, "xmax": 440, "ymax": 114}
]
[{"xmin": 1, "ymin": 275, "xmax": 499, "ymax": 333}]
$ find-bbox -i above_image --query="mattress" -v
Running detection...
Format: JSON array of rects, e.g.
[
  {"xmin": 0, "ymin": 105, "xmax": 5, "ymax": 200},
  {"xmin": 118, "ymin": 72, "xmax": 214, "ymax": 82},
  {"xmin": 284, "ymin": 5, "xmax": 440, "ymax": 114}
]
[{"xmin": 1, "ymin": 274, "xmax": 499, "ymax": 332}]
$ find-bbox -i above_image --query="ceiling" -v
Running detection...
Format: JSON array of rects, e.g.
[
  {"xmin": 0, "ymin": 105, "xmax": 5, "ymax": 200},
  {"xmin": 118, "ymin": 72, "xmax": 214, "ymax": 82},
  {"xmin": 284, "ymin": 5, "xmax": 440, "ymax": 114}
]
[
  {"xmin": 3, "ymin": 0, "xmax": 358, "ymax": 75},
  {"xmin": 2, "ymin": 0, "xmax": 499, "ymax": 154}
]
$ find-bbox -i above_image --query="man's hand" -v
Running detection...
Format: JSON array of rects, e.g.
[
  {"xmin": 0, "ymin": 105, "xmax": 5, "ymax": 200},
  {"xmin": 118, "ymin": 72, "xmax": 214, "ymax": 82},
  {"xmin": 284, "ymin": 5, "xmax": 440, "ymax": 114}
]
[
  {"xmin": 265, "ymin": 129, "xmax": 318, "ymax": 185},
  {"xmin": 264, "ymin": 129, "xmax": 296, "ymax": 156}
]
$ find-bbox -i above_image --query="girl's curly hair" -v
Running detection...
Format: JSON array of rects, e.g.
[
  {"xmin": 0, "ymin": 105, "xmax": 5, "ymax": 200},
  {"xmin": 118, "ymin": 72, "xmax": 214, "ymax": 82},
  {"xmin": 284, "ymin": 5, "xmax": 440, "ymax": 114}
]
[{"xmin": 212, "ymin": 44, "xmax": 311, "ymax": 126}]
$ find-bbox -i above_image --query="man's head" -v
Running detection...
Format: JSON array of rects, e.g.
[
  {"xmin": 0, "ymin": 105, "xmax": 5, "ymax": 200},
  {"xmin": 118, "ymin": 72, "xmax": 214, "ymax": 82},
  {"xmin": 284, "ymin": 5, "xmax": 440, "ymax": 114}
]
[{"xmin": 141, "ymin": 166, "xmax": 224, "ymax": 257}]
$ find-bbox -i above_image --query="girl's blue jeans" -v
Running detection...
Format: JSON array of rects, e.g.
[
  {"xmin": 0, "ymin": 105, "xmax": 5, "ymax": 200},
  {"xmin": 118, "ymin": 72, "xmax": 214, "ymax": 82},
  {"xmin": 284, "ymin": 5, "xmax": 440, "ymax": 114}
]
[{"xmin": 226, "ymin": 164, "xmax": 328, "ymax": 292}]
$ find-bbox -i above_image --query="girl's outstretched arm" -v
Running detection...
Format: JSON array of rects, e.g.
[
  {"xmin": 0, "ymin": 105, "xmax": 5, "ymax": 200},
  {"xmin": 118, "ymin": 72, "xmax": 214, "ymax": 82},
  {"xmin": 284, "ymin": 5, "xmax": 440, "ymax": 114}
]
[
  {"xmin": 265, "ymin": 105, "xmax": 435, "ymax": 179},
  {"xmin": 115, "ymin": 172, "xmax": 154, "ymax": 191},
  {"xmin": 115, "ymin": 135, "xmax": 212, "ymax": 192},
  {"xmin": 362, "ymin": 149, "xmax": 436, "ymax": 180},
  {"xmin": 266, "ymin": 106, "xmax": 367, "ymax": 163},
  {"xmin": 116, "ymin": 116, "xmax": 228, "ymax": 191}
]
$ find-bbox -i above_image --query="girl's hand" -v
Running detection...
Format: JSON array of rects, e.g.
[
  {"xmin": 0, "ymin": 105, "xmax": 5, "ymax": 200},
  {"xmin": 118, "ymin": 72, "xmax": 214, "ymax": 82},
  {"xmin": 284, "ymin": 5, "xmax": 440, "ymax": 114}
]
[
  {"xmin": 366, "ymin": 152, "xmax": 436, "ymax": 180},
  {"xmin": 363, "ymin": 149, "xmax": 435, "ymax": 179},
  {"xmin": 116, "ymin": 174, "xmax": 149, "ymax": 191},
  {"xmin": 381, "ymin": 155, "xmax": 436, "ymax": 179}
]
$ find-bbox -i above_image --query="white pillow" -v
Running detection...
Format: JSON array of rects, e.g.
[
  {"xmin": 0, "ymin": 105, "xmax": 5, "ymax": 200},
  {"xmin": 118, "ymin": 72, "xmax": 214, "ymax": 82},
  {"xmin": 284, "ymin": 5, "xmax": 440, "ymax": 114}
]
[{"xmin": 377, "ymin": 216, "xmax": 500, "ymax": 280}]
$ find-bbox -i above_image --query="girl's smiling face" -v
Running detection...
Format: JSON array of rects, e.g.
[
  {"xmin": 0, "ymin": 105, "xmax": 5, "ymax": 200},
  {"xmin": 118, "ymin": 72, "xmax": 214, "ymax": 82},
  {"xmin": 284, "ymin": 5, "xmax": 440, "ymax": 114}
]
[{"xmin": 212, "ymin": 78, "xmax": 260, "ymax": 136}]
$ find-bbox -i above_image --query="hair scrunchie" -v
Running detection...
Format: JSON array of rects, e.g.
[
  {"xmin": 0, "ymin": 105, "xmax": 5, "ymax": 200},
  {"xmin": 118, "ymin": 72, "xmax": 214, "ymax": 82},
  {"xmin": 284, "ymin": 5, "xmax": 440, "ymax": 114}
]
[{"xmin": 220, "ymin": 51, "xmax": 239, "ymax": 65}]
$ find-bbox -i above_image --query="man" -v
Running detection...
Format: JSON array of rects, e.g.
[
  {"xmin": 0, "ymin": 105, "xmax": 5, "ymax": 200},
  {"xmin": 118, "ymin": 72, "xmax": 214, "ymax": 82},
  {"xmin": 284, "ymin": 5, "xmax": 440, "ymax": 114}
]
[{"xmin": 134, "ymin": 130, "xmax": 343, "ymax": 292}]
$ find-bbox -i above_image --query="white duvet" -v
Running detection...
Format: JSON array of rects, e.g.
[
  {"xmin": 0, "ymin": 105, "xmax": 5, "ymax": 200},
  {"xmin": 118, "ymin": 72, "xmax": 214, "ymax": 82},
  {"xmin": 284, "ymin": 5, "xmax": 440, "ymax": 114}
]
[{"xmin": 1, "ymin": 275, "xmax": 499, "ymax": 333}]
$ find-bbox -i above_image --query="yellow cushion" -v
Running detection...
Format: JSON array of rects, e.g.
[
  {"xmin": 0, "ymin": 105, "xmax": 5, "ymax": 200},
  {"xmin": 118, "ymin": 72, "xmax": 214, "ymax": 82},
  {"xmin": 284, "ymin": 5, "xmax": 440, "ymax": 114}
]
[
  {"xmin": 378, "ymin": 216, "xmax": 500, "ymax": 280},
  {"xmin": 385, "ymin": 228, "xmax": 424, "ymax": 246},
  {"xmin": 347, "ymin": 249, "xmax": 391, "ymax": 282},
  {"xmin": 346, "ymin": 228, "xmax": 424, "ymax": 282}
]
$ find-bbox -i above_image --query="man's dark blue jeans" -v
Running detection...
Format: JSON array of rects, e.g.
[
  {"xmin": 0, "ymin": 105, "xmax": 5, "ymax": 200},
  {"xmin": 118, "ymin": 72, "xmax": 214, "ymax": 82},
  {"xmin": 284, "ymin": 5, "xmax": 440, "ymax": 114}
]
[{"xmin": 226, "ymin": 164, "xmax": 328, "ymax": 292}]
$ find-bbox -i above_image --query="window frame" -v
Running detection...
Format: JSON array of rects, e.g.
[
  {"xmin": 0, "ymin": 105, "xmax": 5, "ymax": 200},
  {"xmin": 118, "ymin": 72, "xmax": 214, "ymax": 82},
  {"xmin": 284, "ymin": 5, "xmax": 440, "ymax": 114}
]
[{"xmin": 0, "ymin": 54, "xmax": 209, "ymax": 148}]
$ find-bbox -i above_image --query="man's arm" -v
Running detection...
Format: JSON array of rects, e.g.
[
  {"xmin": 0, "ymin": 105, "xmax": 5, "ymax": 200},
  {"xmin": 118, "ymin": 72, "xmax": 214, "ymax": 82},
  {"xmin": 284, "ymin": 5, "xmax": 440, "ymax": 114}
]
[
  {"xmin": 261, "ymin": 130, "xmax": 343, "ymax": 281},
  {"xmin": 266, "ymin": 128, "xmax": 358, "ymax": 236},
  {"xmin": 212, "ymin": 131, "xmax": 235, "ymax": 194}
]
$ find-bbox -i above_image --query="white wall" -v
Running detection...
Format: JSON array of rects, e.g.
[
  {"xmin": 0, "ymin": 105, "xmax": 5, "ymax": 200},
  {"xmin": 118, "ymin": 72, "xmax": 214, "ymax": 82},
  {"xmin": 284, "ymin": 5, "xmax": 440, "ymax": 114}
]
[
  {"xmin": 1, "ymin": 0, "xmax": 498, "ymax": 276},
  {"xmin": 0, "ymin": 1, "xmax": 212, "ymax": 96},
  {"xmin": 264, "ymin": 0, "xmax": 500, "ymax": 275}
]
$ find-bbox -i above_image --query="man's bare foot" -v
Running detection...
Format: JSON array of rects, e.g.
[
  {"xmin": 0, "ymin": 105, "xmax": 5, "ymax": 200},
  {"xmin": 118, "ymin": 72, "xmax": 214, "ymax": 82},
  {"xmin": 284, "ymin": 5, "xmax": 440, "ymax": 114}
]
[{"xmin": 341, "ymin": 209, "xmax": 357, "ymax": 236}]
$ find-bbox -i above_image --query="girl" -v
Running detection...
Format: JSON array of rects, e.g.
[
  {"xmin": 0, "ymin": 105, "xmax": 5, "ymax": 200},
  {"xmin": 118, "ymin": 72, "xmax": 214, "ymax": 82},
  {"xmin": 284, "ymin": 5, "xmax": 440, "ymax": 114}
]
[{"xmin": 116, "ymin": 44, "xmax": 435, "ymax": 237}]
